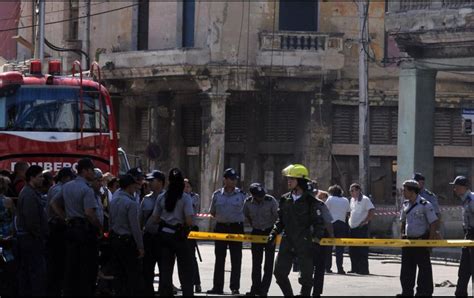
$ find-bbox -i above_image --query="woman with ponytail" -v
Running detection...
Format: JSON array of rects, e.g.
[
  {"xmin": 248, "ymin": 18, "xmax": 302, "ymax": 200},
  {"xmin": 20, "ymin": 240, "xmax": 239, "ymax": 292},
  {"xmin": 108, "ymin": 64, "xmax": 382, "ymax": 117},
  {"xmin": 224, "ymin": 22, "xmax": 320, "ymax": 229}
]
[{"xmin": 149, "ymin": 168, "xmax": 194, "ymax": 296}]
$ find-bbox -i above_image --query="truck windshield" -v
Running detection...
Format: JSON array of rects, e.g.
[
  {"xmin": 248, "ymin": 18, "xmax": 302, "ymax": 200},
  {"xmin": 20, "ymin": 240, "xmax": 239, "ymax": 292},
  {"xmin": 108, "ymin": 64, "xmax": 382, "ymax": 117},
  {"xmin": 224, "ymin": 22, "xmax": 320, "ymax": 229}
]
[{"xmin": 0, "ymin": 85, "xmax": 108, "ymax": 132}]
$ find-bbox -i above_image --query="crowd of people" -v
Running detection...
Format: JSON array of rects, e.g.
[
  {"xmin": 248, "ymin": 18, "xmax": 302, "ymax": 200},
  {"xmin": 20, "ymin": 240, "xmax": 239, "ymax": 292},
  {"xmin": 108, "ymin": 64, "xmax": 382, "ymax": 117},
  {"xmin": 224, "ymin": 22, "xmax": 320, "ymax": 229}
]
[{"xmin": 0, "ymin": 160, "xmax": 473, "ymax": 297}]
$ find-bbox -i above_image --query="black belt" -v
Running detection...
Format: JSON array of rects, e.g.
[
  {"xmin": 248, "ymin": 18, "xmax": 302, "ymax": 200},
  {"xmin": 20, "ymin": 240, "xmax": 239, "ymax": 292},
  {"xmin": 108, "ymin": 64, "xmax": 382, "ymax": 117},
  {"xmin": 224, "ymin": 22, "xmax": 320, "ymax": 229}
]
[
  {"xmin": 216, "ymin": 222, "xmax": 243, "ymax": 226},
  {"xmin": 67, "ymin": 217, "xmax": 87, "ymax": 227},
  {"xmin": 110, "ymin": 232, "xmax": 133, "ymax": 241}
]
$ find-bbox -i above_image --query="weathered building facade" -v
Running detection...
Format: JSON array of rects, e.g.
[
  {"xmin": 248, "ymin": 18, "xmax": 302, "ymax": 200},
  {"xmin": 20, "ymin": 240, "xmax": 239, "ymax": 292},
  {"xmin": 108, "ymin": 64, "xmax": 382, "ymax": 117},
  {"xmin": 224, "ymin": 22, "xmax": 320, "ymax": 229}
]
[{"xmin": 8, "ymin": 0, "xmax": 474, "ymax": 212}]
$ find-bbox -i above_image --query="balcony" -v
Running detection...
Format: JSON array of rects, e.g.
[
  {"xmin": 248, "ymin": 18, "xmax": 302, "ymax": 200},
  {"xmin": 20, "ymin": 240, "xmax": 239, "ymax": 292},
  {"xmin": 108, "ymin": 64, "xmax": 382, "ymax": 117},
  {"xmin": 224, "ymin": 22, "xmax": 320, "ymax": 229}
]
[
  {"xmin": 256, "ymin": 31, "xmax": 344, "ymax": 70},
  {"xmin": 390, "ymin": 0, "xmax": 474, "ymax": 12},
  {"xmin": 386, "ymin": 0, "xmax": 474, "ymax": 59}
]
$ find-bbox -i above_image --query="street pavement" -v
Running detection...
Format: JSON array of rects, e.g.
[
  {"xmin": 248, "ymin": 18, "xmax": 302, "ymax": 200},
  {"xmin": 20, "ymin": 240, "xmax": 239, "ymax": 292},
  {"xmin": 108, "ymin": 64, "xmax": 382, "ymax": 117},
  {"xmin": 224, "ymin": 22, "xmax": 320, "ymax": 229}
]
[{"xmin": 167, "ymin": 242, "xmax": 467, "ymax": 296}]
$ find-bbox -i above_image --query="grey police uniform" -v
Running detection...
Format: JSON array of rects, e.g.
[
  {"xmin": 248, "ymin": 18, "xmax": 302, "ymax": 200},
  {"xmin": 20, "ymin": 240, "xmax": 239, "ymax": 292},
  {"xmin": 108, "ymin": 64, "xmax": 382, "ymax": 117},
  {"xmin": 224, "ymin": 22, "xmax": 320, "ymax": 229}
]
[
  {"xmin": 153, "ymin": 192, "xmax": 194, "ymax": 297},
  {"xmin": 455, "ymin": 190, "xmax": 474, "ymax": 296},
  {"xmin": 142, "ymin": 190, "xmax": 165, "ymax": 234},
  {"xmin": 244, "ymin": 195, "xmax": 278, "ymax": 231},
  {"xmin": 243, "ymin": 194, "xmax": 278, "ymax": 296},
  {"xmin": 46, "ymin": 182, "xmax": 64, "ymax": 222},
  {"xmin": 210, "ymin": 187, "xmax": 246, "ymax": 224},
  {"xmin": 400, "ymin": 195, "xmax": 438, "ymax": 239},
  {"xmin": 58, "ymin": 176, "xmax": 100, "ymax": 296},
  {"xmin": 108, "ymin": 190, "xmax": 144, "ymax": 296},
  {"xmin": 190, "ymin": 192, "xmax": 201, "ymax": 225},
  {"xmin": 209, "ymin": 187, "xmax": 247, "ymax": 293},
  {"xmin": 420, "ymin": 188, "xmax": 440, "ymax": 216},
  {"xmin": 60, "ymin": 176, "xmax": 98, "ymax": 220},
  {"xmin": 109, "ymin": 190, "xmax": 144, "ymax": 249},
  {"xmin": 399, "ymin": 195, "xmax": 438, "ymax": 296},
  {"xmin": 141, "ymin": 190, "xmax": 165, "ymax": 296},
  {"xmin": 152, "ymin": 192, "xmax": 194, "ymax": 232}
]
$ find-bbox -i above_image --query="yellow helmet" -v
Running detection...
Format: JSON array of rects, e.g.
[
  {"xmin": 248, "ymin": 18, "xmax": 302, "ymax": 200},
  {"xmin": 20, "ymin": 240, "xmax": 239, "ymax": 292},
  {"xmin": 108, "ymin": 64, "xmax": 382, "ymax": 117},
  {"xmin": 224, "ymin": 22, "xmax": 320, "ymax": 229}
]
[{"xmin": 281, "ymin": 164, "xmax": 310, "ymax": 180}]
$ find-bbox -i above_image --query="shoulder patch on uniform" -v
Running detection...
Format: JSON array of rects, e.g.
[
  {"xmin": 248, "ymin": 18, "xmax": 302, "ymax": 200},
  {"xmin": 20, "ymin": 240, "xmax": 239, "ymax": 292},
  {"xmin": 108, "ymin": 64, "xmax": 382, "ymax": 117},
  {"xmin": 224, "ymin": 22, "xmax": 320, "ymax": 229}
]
[
  {"xmin": 264, "ymin": 195, "xmax": 272, "ymax": 201},
  {"xmin": 403, "ymin": 200, "xmax": 409, "ymax": 205},
  {"xmin": 245, "ymin": 196, "xmax": 252, "ymax": 202},
  {"xmin": 420, "ymin": 199, "xmax": 428, "ymax": 205}
]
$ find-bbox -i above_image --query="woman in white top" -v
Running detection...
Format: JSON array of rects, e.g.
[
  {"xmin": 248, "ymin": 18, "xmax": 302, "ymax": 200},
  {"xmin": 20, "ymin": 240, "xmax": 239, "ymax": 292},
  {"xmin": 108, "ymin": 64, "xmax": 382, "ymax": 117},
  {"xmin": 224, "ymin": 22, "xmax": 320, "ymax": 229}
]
[{"xmin": 325, "ymin": 185, "xmax": 351, "ymax": 274}]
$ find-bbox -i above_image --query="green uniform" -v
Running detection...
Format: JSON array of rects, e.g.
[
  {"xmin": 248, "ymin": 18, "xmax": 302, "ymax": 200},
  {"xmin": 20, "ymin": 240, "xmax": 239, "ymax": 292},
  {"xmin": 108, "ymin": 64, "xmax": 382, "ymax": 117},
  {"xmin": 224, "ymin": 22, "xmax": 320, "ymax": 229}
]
[{"xmin": 271, "ymin": 191, "xmax": 326, "ymax": 296}]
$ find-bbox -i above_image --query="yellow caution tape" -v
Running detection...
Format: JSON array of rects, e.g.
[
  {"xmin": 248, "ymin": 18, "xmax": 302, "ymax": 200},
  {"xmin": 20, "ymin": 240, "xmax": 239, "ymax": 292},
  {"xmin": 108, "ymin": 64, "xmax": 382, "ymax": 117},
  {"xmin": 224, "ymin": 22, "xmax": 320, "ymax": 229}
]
[
  {"xmin": 188, "ymin": 232, "xmax": 474, "ymax": 247},
  {"xmin": 320, "ymin": 238, "xmax": 474, "ymax": 247}
]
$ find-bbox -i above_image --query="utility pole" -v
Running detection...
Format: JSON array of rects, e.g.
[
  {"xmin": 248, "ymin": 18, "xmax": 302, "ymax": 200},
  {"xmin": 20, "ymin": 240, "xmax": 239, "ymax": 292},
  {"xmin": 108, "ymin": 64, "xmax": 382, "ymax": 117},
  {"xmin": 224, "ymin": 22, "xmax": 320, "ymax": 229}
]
[
  {"xmin": 358, "ymin": 0, "xmax": 370, "ymax": 193},
  {"xmin": 34, "ymin": 0, "xmax": 45, "ymax": 62}
]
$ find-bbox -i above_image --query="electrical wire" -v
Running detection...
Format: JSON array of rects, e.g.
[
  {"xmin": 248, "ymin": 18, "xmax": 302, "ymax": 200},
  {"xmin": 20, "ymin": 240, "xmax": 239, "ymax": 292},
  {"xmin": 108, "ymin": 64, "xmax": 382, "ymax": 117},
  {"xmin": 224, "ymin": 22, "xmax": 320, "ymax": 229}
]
[
  {"xmin": 0, "ymin": 1, "xmax": 108, "ymax": 23},
  {"xmin": 0, "ymin": 3, "xmax": 139, "ymax": 33},
  {"xmin": 44, "ymin": 38, "xmax": 90, "ymax": 69}
]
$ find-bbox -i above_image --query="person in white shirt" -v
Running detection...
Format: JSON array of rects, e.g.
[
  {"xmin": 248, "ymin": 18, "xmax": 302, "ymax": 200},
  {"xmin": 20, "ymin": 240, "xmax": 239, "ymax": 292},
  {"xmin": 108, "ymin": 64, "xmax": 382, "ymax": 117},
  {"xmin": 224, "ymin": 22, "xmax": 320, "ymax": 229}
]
[
  {"xmin": 325, "ymin": 185, "xmax": 351, "ymax": 274},
  {"xmin": 348, "ymin": 183, "xmax": 375, "ymax": 275}
]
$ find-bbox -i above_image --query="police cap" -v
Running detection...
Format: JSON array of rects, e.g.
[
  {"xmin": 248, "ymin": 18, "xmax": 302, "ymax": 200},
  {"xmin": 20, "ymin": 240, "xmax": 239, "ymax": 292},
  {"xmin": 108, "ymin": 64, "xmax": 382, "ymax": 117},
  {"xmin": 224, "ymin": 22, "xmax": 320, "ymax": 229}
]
[
  {"xmin": 119, "ymin": 174, "xmax": 137, "ymax": 189},
  {"xmin": 146, "ymin": 170, "xmax": 166, "ymax": 182},
  {"xmin": 402, "ymin": 179, "xmax": 420, "ymax": 189},
  {"xmin": 249, "ymin": 182, "xmax": 266, "ymax": 198},
  {"xmin": 57, "ymin": 167, "xmax": 76, "ymax": 181},
  {"xmin": 93, "ymin": 168, "xmax": 103, "ymax": 180},
  {"xmin": 412, "ymin": 172, "xmax": 425, "ymax": 182},
  {"xmin": 127, "ymin": 167, "xmax": 145, "ymax": 180},
  {"xmin": 223, "ymin": 168, "xmax": 239, "ymax": 180},
  {"xmin": 450, "ymin": 176, "xmax": 469, "ymax": 187}
]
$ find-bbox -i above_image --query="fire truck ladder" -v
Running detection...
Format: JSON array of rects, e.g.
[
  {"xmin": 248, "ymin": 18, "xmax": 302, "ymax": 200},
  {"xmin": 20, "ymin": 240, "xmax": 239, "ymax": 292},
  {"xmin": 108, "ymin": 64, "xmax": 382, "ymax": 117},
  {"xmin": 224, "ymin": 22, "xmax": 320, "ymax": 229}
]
[{"xmin": 71, "ymin": 60, "xmax": 104, "ymax": 150}]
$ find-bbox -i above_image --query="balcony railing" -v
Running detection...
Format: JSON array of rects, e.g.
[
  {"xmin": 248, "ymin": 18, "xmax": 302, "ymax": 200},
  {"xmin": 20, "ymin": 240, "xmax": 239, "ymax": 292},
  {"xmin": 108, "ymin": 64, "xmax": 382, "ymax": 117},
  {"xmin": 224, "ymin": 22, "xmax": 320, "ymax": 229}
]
[
  {"xmin": 392, "ymin": 0, "xmax": 474, "ymax": 11},
  {"xmin": 259, "ymin": 31, "xmax": 343, "ymax": 52}
]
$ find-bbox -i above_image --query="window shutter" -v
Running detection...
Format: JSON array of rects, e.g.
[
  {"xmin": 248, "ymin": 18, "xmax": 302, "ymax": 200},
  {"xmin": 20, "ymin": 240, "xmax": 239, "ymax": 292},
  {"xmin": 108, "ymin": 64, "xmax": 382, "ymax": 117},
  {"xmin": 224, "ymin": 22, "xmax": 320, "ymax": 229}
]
[{"xmin": 332, "ymin": 105, "xmax": 358, "ymax": 144}]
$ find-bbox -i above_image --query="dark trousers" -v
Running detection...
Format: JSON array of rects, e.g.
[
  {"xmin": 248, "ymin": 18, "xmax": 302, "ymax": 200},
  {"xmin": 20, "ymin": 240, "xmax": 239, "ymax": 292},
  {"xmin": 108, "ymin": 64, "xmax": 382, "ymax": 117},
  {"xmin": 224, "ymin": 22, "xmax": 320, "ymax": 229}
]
[
  {"xmin": 158, "ymin": 231, "xmax": 193, "ymax": 297},
  {"xmin": 400, "ymin": 247, "xmax": 433, "ymax": 296},
  {"xmin": 110, "ymin": 235, "xmax": 143, "ymax": 296},
  {"xmin": 326, "ymin": 221, "xmax": 349, "ymax": 272},
  {"xmin": 312, "ymin": 243, "xmax": 327, "ymax": 296},
  {"xmin": 213, "ymin": 222, "xmax": 244, "ymax": 292},
  {"xmin": 455, "ymin": 246, "xmax": 474, "ymax": 296},
  {"xmin": 143, "ymin": 233, "xmax": 160, "ymax": 296},
  {"xmin": 63, "ymin": 224, "xmax": 99, "ymax": 296},
  {"xmin": 349, "ymin": 225, "xmax": 370, "ymax": 274},
  {"xmin": 46, "ymin": 221, "xmax": 67, "ymax": 296},
  {"xmin": 250, "ymin": 228, "xmax": 275, "ymax": 295},
  {"xmin": 187, "ymin": 239, "xmax": 201, "ymax": 286},
  {"xmin": 16, "ymin": 234, "xmax": 47, "ymax": 296},
  {"xmin": 274, "ymin": 237, "xmax": 314, "ymax": 296}
]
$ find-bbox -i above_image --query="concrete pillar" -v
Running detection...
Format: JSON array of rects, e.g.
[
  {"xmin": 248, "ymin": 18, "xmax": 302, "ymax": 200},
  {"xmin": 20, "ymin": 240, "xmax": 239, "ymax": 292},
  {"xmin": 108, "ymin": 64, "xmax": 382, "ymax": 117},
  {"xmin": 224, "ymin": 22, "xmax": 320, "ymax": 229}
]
[
  {"xmin": 200, "ymin": 93, "xmax": 228, "ymax": 212},
  {"xmin": 396, "ymin": 66, "xmax": 437, "ymax": 189}
]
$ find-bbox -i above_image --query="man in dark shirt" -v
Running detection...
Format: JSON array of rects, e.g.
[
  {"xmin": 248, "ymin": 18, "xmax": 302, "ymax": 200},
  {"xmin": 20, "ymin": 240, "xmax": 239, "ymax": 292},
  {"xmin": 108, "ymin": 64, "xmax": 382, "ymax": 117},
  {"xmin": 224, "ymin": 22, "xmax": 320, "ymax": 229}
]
[{"xmin": 15, "ymin": 165, "xmax": 49, "ymax": 296}]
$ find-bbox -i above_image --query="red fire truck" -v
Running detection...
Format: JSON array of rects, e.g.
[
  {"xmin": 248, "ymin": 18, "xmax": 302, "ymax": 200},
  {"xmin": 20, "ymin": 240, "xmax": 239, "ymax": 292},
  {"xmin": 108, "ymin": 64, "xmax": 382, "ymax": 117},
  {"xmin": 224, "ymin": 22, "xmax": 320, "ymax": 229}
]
[{"xmin": 0, "ymin": 60, "xmax": 129, "ymax": 175}]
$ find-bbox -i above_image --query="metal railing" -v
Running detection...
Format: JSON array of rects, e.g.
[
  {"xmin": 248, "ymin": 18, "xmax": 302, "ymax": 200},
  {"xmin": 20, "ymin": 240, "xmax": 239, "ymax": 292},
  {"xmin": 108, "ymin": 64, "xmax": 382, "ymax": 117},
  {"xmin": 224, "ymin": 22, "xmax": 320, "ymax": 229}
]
[
  {"xmin": 259, "ymin": 31, "xmax": 343, "ymax": 52},
  {"xmin": 392, "ymin": 0, "xmax": 474, "ymax": 11}
]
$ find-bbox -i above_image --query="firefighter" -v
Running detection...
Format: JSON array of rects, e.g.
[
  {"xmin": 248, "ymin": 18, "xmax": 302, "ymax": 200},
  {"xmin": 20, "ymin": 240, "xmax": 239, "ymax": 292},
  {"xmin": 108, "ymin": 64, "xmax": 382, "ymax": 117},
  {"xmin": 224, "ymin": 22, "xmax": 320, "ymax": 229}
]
[
  {"xmin": 149, "ymin": 168, "xmax": 194, "ymax": 297},
  {"xmin": 141, "ymin": 170, "xmax": 166, "ymax": 296},
  {"xmin": 268, "ymin": 164, "xmax": 327, "ymax": 296},
  {"xmin": 109, "ymin": 174, "xmax": 145, "ymax": 296}
]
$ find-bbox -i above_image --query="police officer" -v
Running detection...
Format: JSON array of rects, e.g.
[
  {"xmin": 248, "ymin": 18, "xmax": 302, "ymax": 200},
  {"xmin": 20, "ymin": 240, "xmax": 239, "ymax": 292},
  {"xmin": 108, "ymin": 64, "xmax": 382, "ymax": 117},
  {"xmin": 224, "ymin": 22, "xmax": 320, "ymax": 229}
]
[
  {"xmin": 243, "ymin": 183, "xmax": 278, "ymax": 296},
  {"xmin": 141, "ymin": 170, "xmax": 166, "ymax": 296},
  {"xmin": 109, "ymin": 174, "xmax": 145, "ymax": 296},
  {"xmin": 46, "ymin": 167, "xmax": 75, "ymax": 296},
  {"xmin": 398, "ymin": 179, "xmax": 439, "ymax": 297},
  {"xmin": 207, "ymin": 168, "xmax": 246, "ymax": 295},
  {"xmin": 15, "ymin": 165, "xmax": 48, "ymax": 296},
  {"xmin": 184, "ymin": 178, "xmax": 202, "ymax": 293},
  {"xmin": 268, "ymin": 164, "xmax": 327, "ymax": 296},
  {"xmin": 413, "ymin": 173, "xmax": 441, "ymax": 218},
  {"xmin": 149, "ymin": 168, "xmax": 194, "ymax": 297},
  {"xmin": 52, "ymin": 158, "xmax": 103, "ymax": 296},
  {"xmin": 312, "ymin": 192, "xmax": 334, "ymax": 297},
  {"xmin": 450, "ymin": 176, "xmax": 474, "ymax": 297}
]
